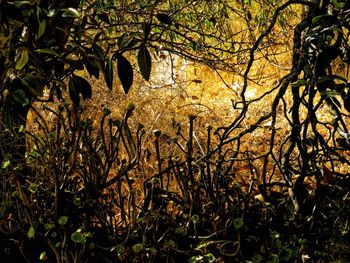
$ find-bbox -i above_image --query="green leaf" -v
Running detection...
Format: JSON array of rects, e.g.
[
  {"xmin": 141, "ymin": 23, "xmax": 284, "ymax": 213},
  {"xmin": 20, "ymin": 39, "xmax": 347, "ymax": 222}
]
[
  {"xmin": 34, "ymin": 49, "xmax": 59, "ymax": 56},
  {"xmin": 191, "ymin": 214, "xmax": 199, "ymax": 224},
  {"xmin": 195, "ymin": 241, "xmax": 209, "ymax": 251},
  {"xmin": 252, "ymin": 254, "xmax": 263, "ymax": 263},
  {"xmin": 76, "ymin": 76, "xmax": 92, "ymax": 100},
  {"xmin": 343, "ymin": 94, "xmax": 350, "ymax": 112},
  {"xmin": 204, "ymin": 253, "xmax": 216, "ymax": 263},
  {"xmin": 8, "ymin": 1, "xmax": 32, "ymax": 8},
  {"xmin": 12, "ymin": 89, "xmax": 29, "ymax": 107},
  {"xmin": 132, "ymin": 243, "xmax": 144, "ymax": 253},
  {"xmin": 117, "ymin": 33, "xmax": 128, "ymax": 49},
  {"xmin": 103, "ymin": 107, "xmax": 111, "ymax": 116},
  {"xmin": 28, "ymin": 183, "xmax": 38, "ymax": 193},
  {"xmin": 138, "ymin": 44, "xmax": 152, "ymax": 81},
  {"xmin": 117, "ymin": 54, "xmax": 133, "ymax": 94},
  {"xmin": 68, "ymin": 77, "xmax": 79, "ymax": 106},
  {"xmin": 143, "ymin": 23, "xmax": 151, "ymax": 39},
  {"xmin": 1, "ymin": 160, "xmax": 11, "ymax": 169},
  {"xmin": 36, "ymin": 19, "xmax": 46, "ymax": 40},
  {"xmin": 21, "ymin": 75, "xmax": 43, "ymax": 97},
  {"xmin": 156, "ymin": 13, "xmax": 172, "ymax": 25},
  {"xmin": 71, "ymin": 231, "xmax": 86, "ymax": 244},
  {"xmin": 47, "ymin": 8, "xmax": 60, "ymax": 17},
  {"xmin": 69, "ymin": 75, "xmax": 92, "ymax": 106},
  {"xmin": 62, "ymin": 8, "xmax": 80, "ymax": 18},
  {"xmin": 104, "ymin": 58, "xmax": 114, "ymax": 90},
  {"xmin": 39, "ymin": 251, "xmax": 47, "ymax": 261},
  {"xmin": 111, "ymin": 245, "xmax": 125, "ymax": 257},
  {"xmin": 44, "ymin": 223, "xmax": 55, "ymax": 230},
  {"xmin": 0, "ymin": 33, "xmax": 10, "ymax": 48},
  {"xmin": 84, "ymin": 57, "xmax": 100, "ymax": 79},
  {"xmin": 15, "ymin": 49, "xmax": 29, "ymax": 70},
  {"xmin": 148, "ymin": 247, "xmax": 157, "ymax": 255},
  {"xmin": 27, "ymin": 226, "xmax": 35, "ymax": 239},
  {"xmin": 291, "ymin": 79, "xmax": 307, "ymax": 88},
  {"xmin": 58, "ymin": 216, "xmax": 68, "ymax": 225},
  {"xmin": 267, "ymin": 254, "xmax": 279, "ymax": 263},
  {"xmin": 233, "ymin": 217, "xmax": 244, "ymax": 229},
  {"xmin": 312, "ymin": 14, "xmax": 333, "ymax": 24}
]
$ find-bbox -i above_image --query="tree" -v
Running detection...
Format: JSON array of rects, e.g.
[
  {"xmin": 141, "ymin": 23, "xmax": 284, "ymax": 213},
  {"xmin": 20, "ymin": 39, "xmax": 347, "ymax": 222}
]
[
  {"xmin": 215, "ymin": 0, "xmax": 350, "ymax": 213},
  {"xmin": 0, "ymin": 0, "xmax": 251, "ymax": 173}
]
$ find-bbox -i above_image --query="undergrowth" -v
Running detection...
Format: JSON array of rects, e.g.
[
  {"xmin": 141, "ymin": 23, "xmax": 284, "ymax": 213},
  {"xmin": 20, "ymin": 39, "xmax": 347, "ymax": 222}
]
[{"xmin": 0, "ymin": 102, "xmax": 349, "ymax": 262}]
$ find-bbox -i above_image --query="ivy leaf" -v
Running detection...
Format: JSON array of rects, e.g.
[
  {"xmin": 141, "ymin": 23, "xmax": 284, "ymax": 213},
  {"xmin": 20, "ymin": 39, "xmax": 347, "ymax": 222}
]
[
  {"xmin": 15, "ymin": 49, "xmax": 29, "ymax": 70},
  {"xmin": 71, "ymin": 231, "xmax": 86, "ymax": 244},
  {"xmin": 137, "ymin": 44, "xmax": 152, "ymax": 81},
  {"xmin": 58, "ymin": 216, "xmax": 68, "ymax": 226},
  {"xmin": 156, "ymin": 13, "xmax": 172, "ymax": 25},
  {"xmin": 104, "ymin": 57, "xmax": 114, "ymax": 90},
  {"xmin": 117, "ymin": 54, "xmax": 133, "ymax": 94}
]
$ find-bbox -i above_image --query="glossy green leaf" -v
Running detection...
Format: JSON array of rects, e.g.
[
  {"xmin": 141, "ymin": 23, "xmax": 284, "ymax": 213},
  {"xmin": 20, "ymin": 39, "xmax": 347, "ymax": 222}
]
[
  {"xmin": 137, "ymin": 44, "xmax": 152, "ymax": 81},
  {"xmin": 117, "ymin": 54, "xmax": 133, "ymax": 94},
  {"xmin": 39, "ymin": 251, "xmax": 47, "ymax": 261},
  {"xmin": 71, "ymin": 231, "xmax": 86, "ymax": 244},
  {"xmin": 47, "ymin": 8, "xmax": 60, "ymax": 17},
  {"xmin": 104, "ymin": 58, "xmax": 114, "ymax": 90},
  {"xmin": 62, "ymin": 8, "xmax": 80, "ymax": 18},
  {"xmin": 15, "ymin": 49, "xmax": 29, "ymax": 70}
]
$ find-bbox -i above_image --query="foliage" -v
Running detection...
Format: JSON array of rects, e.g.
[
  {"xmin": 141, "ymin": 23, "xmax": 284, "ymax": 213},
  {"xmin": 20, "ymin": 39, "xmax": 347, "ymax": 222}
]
[{"xmin": 0, "ymin": 0, "xmax": 350, "ymax": 262}]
